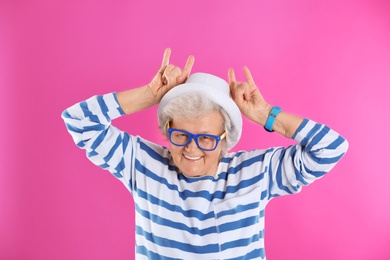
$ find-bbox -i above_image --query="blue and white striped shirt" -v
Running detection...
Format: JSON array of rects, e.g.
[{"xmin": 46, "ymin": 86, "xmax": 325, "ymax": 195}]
[{"xmin": 62, "ymin": 93, "xmax": 348, "ymax": 259}]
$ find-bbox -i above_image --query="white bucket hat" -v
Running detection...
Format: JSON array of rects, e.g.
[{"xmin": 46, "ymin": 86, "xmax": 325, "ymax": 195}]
[{"xmin": 157, "ymin": 73, "xmax": 242, "ymax": 150}]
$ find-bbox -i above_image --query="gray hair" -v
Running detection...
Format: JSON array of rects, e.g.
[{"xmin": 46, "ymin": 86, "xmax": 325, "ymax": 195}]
[{"xmin": 159, "ymin": 92, "xmax": 234, "ymax": 155}]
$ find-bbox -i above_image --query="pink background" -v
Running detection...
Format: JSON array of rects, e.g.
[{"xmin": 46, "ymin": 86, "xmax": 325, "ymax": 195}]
[{"xmin": 1, "ymin": 0, "xmax": 389, "ymax": 259}]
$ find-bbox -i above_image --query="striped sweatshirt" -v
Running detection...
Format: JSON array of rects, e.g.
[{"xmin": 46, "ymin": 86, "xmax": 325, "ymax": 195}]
[{"xmin": 62, "ymin": 93, "xmax": 348, "ymax": 260}]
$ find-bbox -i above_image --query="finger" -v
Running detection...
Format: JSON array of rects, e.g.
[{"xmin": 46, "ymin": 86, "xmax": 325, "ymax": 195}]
[
  {"xmin": 164, "ymin": 64, "xmax": 175, "ymax": 74},
  {"xmin": 171, "ymin": 67, "xmax": 182, "ymax": 77},
  {"xmin": 228, "ymin": 68, "xmax": 237, "ymax": 99},
  {"xmin": 160, "ymin": 48, "xmax": 171, "ymax": 72},
  {"xmin": 162, "ymin": 64, "xmax": 175, "ymax": 85},
  {"xmin": 243, "ymin": 83, "xmax": 251, "ymax": 101},
  {"xmin": 178, "ymin": 55, "xmax": 195, "ymax": 82},
  {"xmin": 168, "ymin": 67, "xmax": 183, "ymax": 87},
  {"xmin": 243, "ymin": 66, "xmax": 255, "ymax": 85},
  {"xmin": 228, "ymin": 68, "xmax": 236, "ymax": 85},
  {"xmin": 162, "ymin": 66, "xmax": 182, "ymax": 89},
  {"xmin": 233, "ymin": 83, "xmax": 247, "ymax": 103}
]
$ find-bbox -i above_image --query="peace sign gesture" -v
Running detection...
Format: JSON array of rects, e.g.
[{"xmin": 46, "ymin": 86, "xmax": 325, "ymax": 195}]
[
  {"xmin": 228, "ymin": 67, "xmax": 272, "ymax": 125},
  {"xmin": 149, "ymin": 48, "xmax": 195, "ymax": 101}
]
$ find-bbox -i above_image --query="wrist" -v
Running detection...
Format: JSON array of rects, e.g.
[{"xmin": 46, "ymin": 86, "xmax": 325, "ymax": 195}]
[
  {"xmin": 264, "ymin": 106, "xmax": 282, "ymax": 132},
  {"xmin": 146, "ymin": 84, "xmax": 166, "ymax": 107},
  {"xmin": 117, "ymin": 85, "xmax": 159, "ymax": 114},
  {"xmin": 254, "ymin": 103, "xmax": 273, "ymax": 126}
]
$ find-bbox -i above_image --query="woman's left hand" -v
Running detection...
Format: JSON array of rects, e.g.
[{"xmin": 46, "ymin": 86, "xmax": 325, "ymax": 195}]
[
  {"xmin": 228, "ymin": 66, "xmax": 272, "ymax": 125},
  {"xmin": 149, "ymin": 48, "xmax": 195, "ymax": 102}
]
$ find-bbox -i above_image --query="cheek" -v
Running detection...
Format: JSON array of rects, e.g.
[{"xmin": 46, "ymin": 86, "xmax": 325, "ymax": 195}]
[
  {"xmin": 169, "ymin": 145, "xmax": 182, "ymax": 160},
  {"xmin": 205, "ymin": 150, "xmax": 222, "ymax": 163}
]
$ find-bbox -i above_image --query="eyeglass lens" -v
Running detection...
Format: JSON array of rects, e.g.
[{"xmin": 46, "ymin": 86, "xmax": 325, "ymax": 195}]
[{"xmin": 170, "ymin": 130, "xmax": 217, "ymax": 150}]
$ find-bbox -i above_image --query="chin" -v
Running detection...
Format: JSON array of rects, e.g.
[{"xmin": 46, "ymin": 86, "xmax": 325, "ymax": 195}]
[
  {"xmin": 182, "ymin": 168, "xmax": 214, "ymax": 178},
  {"xmin": 181, "ymin": 171, "xmax": 203, "ymax": 178}
]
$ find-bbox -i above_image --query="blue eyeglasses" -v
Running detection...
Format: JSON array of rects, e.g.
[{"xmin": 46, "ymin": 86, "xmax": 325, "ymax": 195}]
[{"xmin": 167, "ymin": 127, "xmax": 226, "ymax": 151}]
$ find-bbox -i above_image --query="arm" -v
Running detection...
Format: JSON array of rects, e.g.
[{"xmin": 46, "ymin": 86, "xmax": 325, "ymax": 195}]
[
  {"xmin": 228, "ymin": 66, "xmax": 303, "ymax": 138},
  {"xmin": 228, "ymin": 67, "xmax": 348, "ymax": 196},
  {"xmin": 61, "ymin": 93, "xmax": 130, "ymax": 180},
  {"xmin": 61, "ymin": 49, "xmax": 194, "ymax": 186},
  {"xmin": 117, "ymin": 48, "xmax": 194, "ymax": 114},
  {"xmin": 267, "ymin": 119, "xmax": 348, "ymax": 197}
]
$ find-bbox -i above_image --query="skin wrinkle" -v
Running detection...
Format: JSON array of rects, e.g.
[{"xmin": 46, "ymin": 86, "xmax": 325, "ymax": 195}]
[{"xmin": 169, "ymin": 111, "xmax": 225, "ymax": 178}]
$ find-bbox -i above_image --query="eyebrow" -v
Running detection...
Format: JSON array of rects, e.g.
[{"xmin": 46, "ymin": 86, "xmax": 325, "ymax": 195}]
[{"xmin": 167, "ymin": 121, "xmax": 224, "ymax": 135}]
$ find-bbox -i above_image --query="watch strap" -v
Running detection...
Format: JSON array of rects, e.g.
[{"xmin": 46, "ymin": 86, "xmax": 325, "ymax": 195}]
[{"xmin": 264, "ymin": 106, "xmax": 282, "ymax": 132}]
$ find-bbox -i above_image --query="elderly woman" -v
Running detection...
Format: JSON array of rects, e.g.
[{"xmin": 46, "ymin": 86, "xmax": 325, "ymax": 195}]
[{"xmin": 62, "ymin": 48, "xmax": 348, "ymax": 259}]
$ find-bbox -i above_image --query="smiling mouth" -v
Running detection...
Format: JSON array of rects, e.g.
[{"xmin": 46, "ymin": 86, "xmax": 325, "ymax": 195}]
[{"xmin": 183, "ymin": 154, "xmax": 202, "ymax": 161}]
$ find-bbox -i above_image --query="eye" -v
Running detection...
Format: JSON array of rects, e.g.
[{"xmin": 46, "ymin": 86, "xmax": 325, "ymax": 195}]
[
  {"xmin": 174, "ymin": 132, "xmax": 188, "ymax": 139},
  {"xmin": 199, "ymin": 135, "xmax": 214, "ymax": 142}
]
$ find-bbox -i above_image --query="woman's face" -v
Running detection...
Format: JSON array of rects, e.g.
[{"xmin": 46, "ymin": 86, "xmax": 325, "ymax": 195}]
[{"xmin": 169, "ymin": 111, "xmax": 225, "ymax": 178}]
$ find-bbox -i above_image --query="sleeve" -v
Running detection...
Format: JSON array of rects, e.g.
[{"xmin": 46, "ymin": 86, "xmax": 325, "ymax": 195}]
[
  {"xmin": 266, "ymin": 118, "xmax": 349, "ymax": 199},
  {"xmin": 61, "ymin": 93, "xmax": 136, "ymax": 191}
]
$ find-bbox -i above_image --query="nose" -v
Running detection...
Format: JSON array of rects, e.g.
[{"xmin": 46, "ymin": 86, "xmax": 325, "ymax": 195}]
[{"xmin": 185, "ymin": 138, "xmax": 199, "ymax": 151}]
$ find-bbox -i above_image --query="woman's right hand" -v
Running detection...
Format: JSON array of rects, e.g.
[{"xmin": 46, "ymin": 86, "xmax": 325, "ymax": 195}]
[
  {"xmin": 117, "ymin": 48, "xmax": 194, "ymax": 114},
  {"xmin": 148, "ymin": 48, "xmax": 195, "ymax": 101}
]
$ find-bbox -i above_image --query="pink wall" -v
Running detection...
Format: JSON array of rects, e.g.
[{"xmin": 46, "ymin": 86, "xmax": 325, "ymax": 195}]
[{"xmin": 1, "ymin": 0, "xmax": 389, "ymax": 259}]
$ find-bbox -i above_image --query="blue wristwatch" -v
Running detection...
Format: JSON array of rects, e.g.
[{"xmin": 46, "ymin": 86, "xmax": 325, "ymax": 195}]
[{"xmin": 264, "ymin": 106, "xmax": 282, "ymax": 132}]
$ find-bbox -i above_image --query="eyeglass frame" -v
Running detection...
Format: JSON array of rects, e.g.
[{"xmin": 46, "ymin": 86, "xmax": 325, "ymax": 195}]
[{"xmin": 167, "ymin": 123, "xmax": 226, "ymax": 151}]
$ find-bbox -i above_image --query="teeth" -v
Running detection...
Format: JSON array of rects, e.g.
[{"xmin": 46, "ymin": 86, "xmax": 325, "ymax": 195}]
[{"xmin": 184, "ymin": 155, "xmax": 202, "ymax": 160}]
